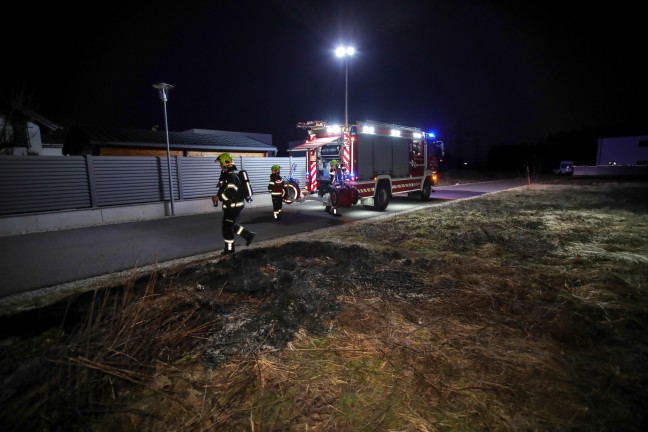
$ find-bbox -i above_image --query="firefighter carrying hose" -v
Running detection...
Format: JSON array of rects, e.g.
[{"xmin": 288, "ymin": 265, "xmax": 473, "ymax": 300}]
[
  {"xmin": 268, "ymin": 164, "xmax": 284, "ymax": 220},
  {"xmin": 212, "ymin": 153, "xmax": 255, "ymax": 255}
]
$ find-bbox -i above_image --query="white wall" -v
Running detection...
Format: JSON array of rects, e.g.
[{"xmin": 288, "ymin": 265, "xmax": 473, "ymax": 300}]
[{"xmin": 597, "ymin": 135, "xmax": 648, "ymax": 165}]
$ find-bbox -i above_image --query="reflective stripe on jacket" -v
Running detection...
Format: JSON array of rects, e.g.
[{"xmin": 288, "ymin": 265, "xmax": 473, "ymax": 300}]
[
  {"xmin": 269, "ymin": 173, "xmax": 284, "ymax": 195},
  {"xmin": 217, "ymin": 165, "xmax": 243, "ymax": 207}
]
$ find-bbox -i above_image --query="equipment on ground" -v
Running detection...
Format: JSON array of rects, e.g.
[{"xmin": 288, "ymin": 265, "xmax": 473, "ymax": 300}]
[{"xmin": 282, "ymin": 163, "xmax": 303, "ymax": 204}]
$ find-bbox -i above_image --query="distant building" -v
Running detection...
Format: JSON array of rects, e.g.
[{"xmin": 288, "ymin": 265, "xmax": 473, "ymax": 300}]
[
  {"xmin": 0, "ymin": 107, "xmax": 64, "ymax": 156},
  {"xmin": 61, "ymin": 125, "xmax": 277, "ymax": 157},
  {"xmin": 189, "ymin": 128, "xmax": 272, "ymax": 146},
  {"xmin": 597, "ymin": 135, "xmax": 648, "ymax": 166},
  {"xmin": 1, "ymin": 102, "xmax": 278, "ymax": 157}
]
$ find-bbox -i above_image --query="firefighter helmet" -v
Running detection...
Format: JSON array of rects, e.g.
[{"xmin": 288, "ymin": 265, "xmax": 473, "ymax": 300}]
[
  {"xmin": 216, "ymin": 153, "xmax": 233, "ymax": 166},
  {"xmin": 330, "ymin": 159, "xmax": 338, "ymax": 167},
  {"xmin": 271, "ymin": 164, "xmax": 281, "ymax": 172}
]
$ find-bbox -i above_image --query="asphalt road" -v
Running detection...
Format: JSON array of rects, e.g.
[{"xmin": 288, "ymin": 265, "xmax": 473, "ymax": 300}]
[{"xmin": 0, "ymin": 179, "xmax": 527, "ymax": 300}]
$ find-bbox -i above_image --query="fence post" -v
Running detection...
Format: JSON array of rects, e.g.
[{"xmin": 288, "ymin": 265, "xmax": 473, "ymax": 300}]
[
  {"xmin": 85, "ymin": 155, "xmax": 98, "ymax": 208},
  {"xmin": 175, "ymin": 156, "xmax": 183, "ymax": 200}
]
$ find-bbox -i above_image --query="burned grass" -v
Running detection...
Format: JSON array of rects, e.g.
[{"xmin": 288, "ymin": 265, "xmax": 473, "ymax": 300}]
[{"xmin": 1, "ymin": 178, "xmax": 647, "ymax": 431}]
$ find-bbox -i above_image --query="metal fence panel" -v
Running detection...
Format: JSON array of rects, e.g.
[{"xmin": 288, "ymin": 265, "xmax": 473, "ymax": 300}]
[
  {"xmin": 0, "ymin": 156, "xmax": 91, "ymax": 215},
  {"xmin": 241, "ymin": 156, "xmax": 307, "ymax": 194},
  {"xmin": 178, "ymin": 157, "xmax": 220, "ymax": 199},
  {"xmin": 92, "ymin": 156, "xmax": 178, "ymax": 206},
  {"xmin": 0, "ymin": 155, "xmax": 307, "ymax": 216}
]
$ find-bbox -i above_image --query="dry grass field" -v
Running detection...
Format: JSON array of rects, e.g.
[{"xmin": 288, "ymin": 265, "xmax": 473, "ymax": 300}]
[{"xmin": 1, "ymin": 175, "xmax": 647, "ymax": 431}]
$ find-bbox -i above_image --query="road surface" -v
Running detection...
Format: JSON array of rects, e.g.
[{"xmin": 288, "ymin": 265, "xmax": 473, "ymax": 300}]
[{"xmin": 0, "ymin": 179, "xmax": 527, "ymax": 301}]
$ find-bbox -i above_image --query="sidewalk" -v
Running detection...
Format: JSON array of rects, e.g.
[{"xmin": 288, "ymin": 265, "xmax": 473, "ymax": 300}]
[
  {"xmin": 0, "ymin": 194, "xmax": 274, "ymax": 237},
  {"xmin": 0, "ymin": 197, "xmax": 341, "ymax": 306}
]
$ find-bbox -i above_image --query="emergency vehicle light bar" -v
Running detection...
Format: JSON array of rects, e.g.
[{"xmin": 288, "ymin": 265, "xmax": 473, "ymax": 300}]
[{"xmin": 327, "ymin": 124, "xmax": 342, "ymax": 134}]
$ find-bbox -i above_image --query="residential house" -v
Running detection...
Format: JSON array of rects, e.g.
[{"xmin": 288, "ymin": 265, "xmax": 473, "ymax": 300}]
[{"xmin": 61, "ymin": 125, "xmax": 277, "ymax": 157}]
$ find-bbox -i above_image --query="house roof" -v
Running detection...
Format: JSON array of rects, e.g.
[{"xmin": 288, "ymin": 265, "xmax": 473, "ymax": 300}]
[{"xmin": 62, "ymin": 125, "xmax": 277, "ymax": 155}]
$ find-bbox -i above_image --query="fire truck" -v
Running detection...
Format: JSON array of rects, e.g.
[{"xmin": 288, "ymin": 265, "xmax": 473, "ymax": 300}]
[{"xmin": 290, "ymin": 119, "xmax": 444, "ymax": 211}]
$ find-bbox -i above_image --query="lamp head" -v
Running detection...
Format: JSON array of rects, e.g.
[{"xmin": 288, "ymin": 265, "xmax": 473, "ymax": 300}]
[{"xmin": 153, "ymin": 83, "xmax": 174, "ymax": 102}]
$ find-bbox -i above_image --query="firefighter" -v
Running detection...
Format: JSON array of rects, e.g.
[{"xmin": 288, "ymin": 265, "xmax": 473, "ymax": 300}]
[
  {"xmin": 329, "ymin": 159, "xmax": 339, "ymax": 184},
  {"xmin": 325, "ymin": 160, "xmax": 342, "ymax": 217},
  {"xmin": 212, "ymin": 153, "xmax": 255, "ymax": 255},
  {"xmin": 268, "ymin": 164, "xmax": 284, "ymax": 220}
]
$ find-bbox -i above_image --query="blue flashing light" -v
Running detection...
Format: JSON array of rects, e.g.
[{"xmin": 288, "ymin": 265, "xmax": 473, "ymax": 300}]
[{"xmin": 427, "ymin": 132, "xmax": 436, "ymax": 139}]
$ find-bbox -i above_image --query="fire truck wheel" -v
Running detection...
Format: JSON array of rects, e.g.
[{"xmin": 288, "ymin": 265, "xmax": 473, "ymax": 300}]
[
  {"xmin": 369, "ymin": 186, "xmax": 390, "ymax": 211},
  {"xmin": 351, "ymin": 187, "xmax": 359, "ymax": 205},
  {"xmin": 421, "ymin": 181, "xmax": 432, "ymax": 202}
]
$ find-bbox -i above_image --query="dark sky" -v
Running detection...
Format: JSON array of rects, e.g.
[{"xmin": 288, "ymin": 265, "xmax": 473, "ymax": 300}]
[{"xmin": 3, "ymin": 0, "xmax": 646, "ymax": 157}]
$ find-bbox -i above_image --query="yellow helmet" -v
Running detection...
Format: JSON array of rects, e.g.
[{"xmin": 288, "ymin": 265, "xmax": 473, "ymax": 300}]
[
  {"xmin": 271, "ymin": 164, "xmax": 281, "ymax": 172},
  {"xmin": 216, "ymin": 153, "xmax": 233, "ymax": 166},
  {"xmin": 330, "ymin": 159, "xmax": 338, "ymax": 167}
]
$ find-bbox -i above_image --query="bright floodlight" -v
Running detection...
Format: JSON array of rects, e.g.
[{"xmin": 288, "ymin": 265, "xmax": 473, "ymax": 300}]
[{"xmin": 335, "ymin": 46, "xmax": 355, "ymax": 57}]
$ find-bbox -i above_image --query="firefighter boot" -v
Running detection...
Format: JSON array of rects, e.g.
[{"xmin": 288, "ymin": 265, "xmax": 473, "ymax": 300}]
[
  {"xmin": 244, "ymin": 231, "xmax": 256, "ymax": 246},
  {"xmin": 325, "ymin": 206, "xmax": 331, "ymax": 214},
  {"xmin": 222, "ymin": 240, "xmax": 235, "ymax": 255},
  {"xmin": 331, "ymin": 207, "xmax": 342, "ymax": 217},
  {"xmin": 235, "ymin": 226, "xmax": 256, "ymax": 247}
]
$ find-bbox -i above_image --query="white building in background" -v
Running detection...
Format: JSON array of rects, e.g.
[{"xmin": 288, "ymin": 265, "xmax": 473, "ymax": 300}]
[
  {"xmin": 597, "ymin": 135, "xmax": 648, "ymax": 166},
  {"xmin": 0, "ymin": 109, "xmax": 64, "ymax": 156},
  {"xmin": 0, "ymin": 118, "xmax": 47, "ymax": 155}
]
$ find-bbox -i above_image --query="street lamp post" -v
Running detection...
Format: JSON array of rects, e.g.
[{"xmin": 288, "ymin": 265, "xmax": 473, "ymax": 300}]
[
  {"xmin": 335, "ymin": 46, "xmax": 355, "ymax": 131},
  {"xmin": 153, "ymin": 82, "xmax": 175, "ymax": 216}
]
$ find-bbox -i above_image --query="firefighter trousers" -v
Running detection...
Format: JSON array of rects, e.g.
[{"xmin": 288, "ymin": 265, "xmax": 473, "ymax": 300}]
[{"xmin": 221, "ymin": 204, "xmax": 254, "ymax": 253}]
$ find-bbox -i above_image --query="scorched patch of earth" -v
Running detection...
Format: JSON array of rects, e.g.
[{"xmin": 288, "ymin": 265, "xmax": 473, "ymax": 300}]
[{"xmin": 171, "ymin": 240, "xmax": 426, "ymax": 368}]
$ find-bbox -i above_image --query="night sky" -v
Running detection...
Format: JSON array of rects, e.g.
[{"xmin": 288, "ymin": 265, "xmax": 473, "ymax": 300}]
[{"xmin": 3, "ymin": 0, "xmax": 645, "ymax": 158}]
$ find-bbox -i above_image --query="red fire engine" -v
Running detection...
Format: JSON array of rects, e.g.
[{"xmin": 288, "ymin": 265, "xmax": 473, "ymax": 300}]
[{"xmin": 291, "ymin": 120, "xmax": 444, "ymax": 211}]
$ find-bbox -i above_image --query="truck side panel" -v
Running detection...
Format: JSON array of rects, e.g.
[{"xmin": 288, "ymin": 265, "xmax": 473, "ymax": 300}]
[
  {"xmin": 357, "ymin": 134, "xmax": 412, "ymax": 179},
  {"xmin": 371, "ymin": 135, "xmax": 393, "ymax": 176},
  {"xmin": 393, "ymin": 138, "xmax": 409, "ymax": 178},
  {"xmin": 357, "ymin": 135, "xmax": 374, "ymax": 180}
]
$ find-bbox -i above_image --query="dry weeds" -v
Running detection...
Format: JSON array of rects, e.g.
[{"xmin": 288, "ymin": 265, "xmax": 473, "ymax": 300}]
[{"xmin": 1, "ymin": 178, "xmax": 647, "ymax": 431}]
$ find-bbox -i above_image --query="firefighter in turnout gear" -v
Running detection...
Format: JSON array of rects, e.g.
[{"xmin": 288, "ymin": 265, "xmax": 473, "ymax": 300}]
[
  {"xmin": 212, "ymin": 153, "xmax": 255, "ymax": 255},
  {"xmin": 268, "ymin": 164, "xmax": 284, "ymax": 220},
  {"xmin": 324, "ymin": 159, "xmax": 342, "ymax": 217}
]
